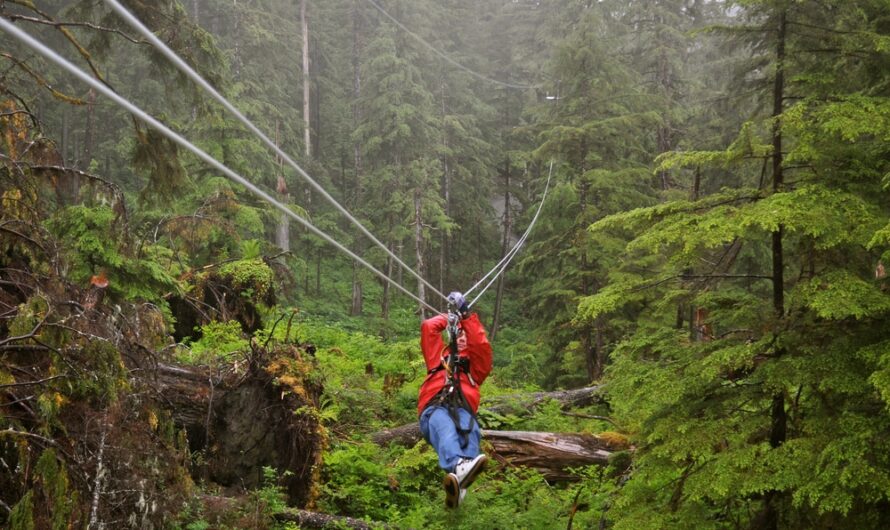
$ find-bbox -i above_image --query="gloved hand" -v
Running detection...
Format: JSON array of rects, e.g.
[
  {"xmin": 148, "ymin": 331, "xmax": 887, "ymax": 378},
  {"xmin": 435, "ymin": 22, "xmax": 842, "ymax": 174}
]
[{"xmin": 447, "ymin": 291, "xmax": 469, "ymax": 318}]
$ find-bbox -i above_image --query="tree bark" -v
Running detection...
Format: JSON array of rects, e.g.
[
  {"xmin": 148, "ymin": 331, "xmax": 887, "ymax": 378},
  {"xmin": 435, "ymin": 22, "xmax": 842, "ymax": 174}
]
[
  {"xmin": 275, "ymin": 509, "xmax": 391, "ymax": 529},
  {"xmin": 485, "ymin": 430, "xmax": 619, "ymax": 482},
  {"xmin": 414, "ymin": 188, "xmax": 427, "ymax": 318},
  {"xmin": 491, "ymin": 160, "xmax": 512, "ymax": 340},
  {"xmin": 82, "ymin": 87, "xmax": 95, "ymax": 172},
  {"xmin": 372, "ymin": 385, "xmax": 605, "ymax": 446},
  {"xmin": 439, "ymin": 81, "xmax": 449, "ymax": 295},
  {"xmin": 275, "ymin": 121, "xmax": 290, "ymax": 252},
  {"xmin": 373, "ymin": 428, "xmax": 620, "ymax": 482},
  {"xmin": 301, "ymin": 0, "xmax": 312, "ymax": 159},
  {"xmin": 350, "ymin": 1, "xmax": 363, "ymax": 316},
  {"xmin": 759, "ymin": 11, "xmax": 788, "ymax": 530}
]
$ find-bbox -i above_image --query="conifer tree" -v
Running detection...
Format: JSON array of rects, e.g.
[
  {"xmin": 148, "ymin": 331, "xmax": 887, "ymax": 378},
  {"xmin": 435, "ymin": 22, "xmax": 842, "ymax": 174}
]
[{"xmin": 578, "ymin": 1, "xmax": 890, "ymax": 526}]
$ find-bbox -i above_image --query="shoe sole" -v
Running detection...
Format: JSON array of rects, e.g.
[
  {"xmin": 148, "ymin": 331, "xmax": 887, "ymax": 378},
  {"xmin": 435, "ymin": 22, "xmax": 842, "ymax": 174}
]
[
  {"xmin": 443, "ymin": 473, "xmax": 460, "ymax": 509},
  {"xmin": 459, "ymin": 455, "xmax": 488, "ymax": 489}
]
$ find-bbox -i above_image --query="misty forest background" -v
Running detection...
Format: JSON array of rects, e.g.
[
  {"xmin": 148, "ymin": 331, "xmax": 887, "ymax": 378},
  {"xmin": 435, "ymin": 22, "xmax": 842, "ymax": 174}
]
[{"xmin": 2, "ymin": 0, "xmax": 890, "ymax": 528}]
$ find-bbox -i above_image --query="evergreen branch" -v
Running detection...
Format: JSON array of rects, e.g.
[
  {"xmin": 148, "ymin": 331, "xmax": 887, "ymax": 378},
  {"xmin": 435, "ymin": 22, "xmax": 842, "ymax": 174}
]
[
  {"xmin": 0, "ymin": 109, "xmax": 33, "ymax": 118},
  {"xmin": 0, "ymin": 374, "xmax": 66, "ymax": 389},
  {"xmin": 0, "ymin": 426, "xmax": 60, "ymax": 447},
  {"xmin": 561, "ymin": 411, "xmax": 620, "ymax": 426},
  {"xmin": 0, "ymin": 53, "xmax": 87, "ymax": 104},
  {"xmin": 683, "ymin": 274, "xmax": 773, "ymax": 280},
  {"xmin": 786, "ymin": 20, "xmax": 861, "ymax": 35},
  {"xmin": 0, "ymin": 220, "xmax": 46, "ymax": 252},
  {"xmin": 5, "ymin": 2, "xmax": 110, "ymax": 85},
  {"xmin": 4, "ymin": 14, "xmax": 149, "ymax": 45},
  {"xmin": 0, "ymin": 307, "xmax": 50, "ymax": 346}
]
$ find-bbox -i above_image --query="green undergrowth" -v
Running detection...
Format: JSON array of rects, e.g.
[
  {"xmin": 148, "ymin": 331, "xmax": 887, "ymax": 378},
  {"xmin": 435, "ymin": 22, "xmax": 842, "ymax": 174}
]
[{"xmin": 319, "ymin": 440, "xmax": 619, "ymax": 529}]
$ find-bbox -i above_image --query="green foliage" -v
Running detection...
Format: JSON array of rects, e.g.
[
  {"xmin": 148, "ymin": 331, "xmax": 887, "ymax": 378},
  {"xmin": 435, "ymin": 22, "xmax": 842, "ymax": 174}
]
[
  {"xmin": 254, "ymin": 466, "xmax": 290, "ymax": 516},
  {"xmin": 178, "ymin": 320, "xmax": 248, "ymax": 364},
  {"xmin": 218, "ymin": 258, "xmax": 274, "ymax": 299},
  {"xmin": 34, "ymin": 449, "xmax": 77, "ymax": 530},
  {"xmin": 45, "ymin": 205, "xmax": 178, "ymax": 304},
  {"xmin": 7, "ymin": 491, "xmax": 34, "ymax": 530}
]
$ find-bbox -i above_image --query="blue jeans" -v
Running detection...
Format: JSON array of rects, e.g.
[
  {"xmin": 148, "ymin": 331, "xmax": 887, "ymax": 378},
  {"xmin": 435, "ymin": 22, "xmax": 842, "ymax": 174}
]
[{"xmin": 419, "ymin": 405, "xmax": 481, "ymax": 472}]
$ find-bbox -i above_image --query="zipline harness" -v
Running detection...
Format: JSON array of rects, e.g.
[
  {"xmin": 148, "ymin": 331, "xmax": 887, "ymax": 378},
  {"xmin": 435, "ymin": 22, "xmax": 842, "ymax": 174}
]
[{"xmin": 426, "ymin": 307, "xmax": 477, "ymax": 448}]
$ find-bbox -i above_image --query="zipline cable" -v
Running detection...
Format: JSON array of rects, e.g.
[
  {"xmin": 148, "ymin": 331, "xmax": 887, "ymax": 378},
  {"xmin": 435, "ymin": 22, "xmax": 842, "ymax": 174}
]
[
  {"xmin": 466, "ymin": 159, "xmax": 555, "ymax": 309},
  {"xmin": 104, "ymin": 0, "xmax": 448, "ymax": 305},
  {"xmin": 363, "ymin": 0, "xmax": 541, "ymax": 91},
  {"xmin": 464, "ymin": 159, "xmax": 554, "ymax": 299},
  {"xmin": 0, "ymin": 17, "xmax": 440, "ymax": 314}
]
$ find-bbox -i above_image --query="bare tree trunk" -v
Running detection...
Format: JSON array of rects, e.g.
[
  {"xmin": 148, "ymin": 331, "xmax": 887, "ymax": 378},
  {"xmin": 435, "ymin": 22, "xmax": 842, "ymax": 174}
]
[
  {"xmin": 350, "ymin": 4, "xmax": 363, "ymax": 316},
  {"xmin": 413, "ymin": 189, "xmax": 427, "ymax": 318},
  {"xmin": 61, "ymin": 106, "xmax": 69, "ymax": 166},
  {"xmin": 350, "ymin": 262, "xmax": 363, "ymax": 316},
  {"xmin": 396, "ymin": 241, "xmax": 404, "ymax": 286},
  {"xmin": 757, "ymin": 11, "xmax": 787, "ymax": 530},
  {"xmin": 491, "ymin": 160, "xmax": 512, "ymax": 340},
  {"xmin": 275, "ymin": 121, "xmax": 290, "ymax": 252},
  {"xmin": 315, "ymin": 254, "xmax": 321, "ymax": 296},
  {"xmin": 82, "ymin": 88, "xmax": 95, "ymax": 171},
  {"xmin": 381, "ymin": 242, "xmax": 393, "ymax": 321},
  {"xmin": 301, "ymin": 0, "xmax": 312, "ymax": 159},
  {"xmin": 439, "ymin": 81, "xmax": 449, "ymax": 294}
]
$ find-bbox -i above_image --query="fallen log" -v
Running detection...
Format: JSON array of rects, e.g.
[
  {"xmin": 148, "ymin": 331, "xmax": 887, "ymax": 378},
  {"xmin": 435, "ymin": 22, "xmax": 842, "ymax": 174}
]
[
  {"xmin": 483, "ymin": 430, "xmax": 622, "ymax": 482},
  {"xmin": 275, "ymin": 509, "xmax": 392, "ymax": 529},
  {"xmin": 484, "ymin": 384, "xmax": 605, "ymax": 416},
  {"xmin": 152, "ymin": 358, "xmax": 323, "ymax": 505},
  {"xmin": 372, "ymin": 426, "xmax": 626, "ymax": 482},
  {"xmin": 371, "ymin": 384, "xmax": 606, "ymax": 447}
]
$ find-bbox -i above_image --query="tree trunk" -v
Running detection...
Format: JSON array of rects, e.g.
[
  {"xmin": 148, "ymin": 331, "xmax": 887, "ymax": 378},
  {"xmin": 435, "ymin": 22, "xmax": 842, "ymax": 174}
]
[
  {"xmin": 350, "ymin": 4, "xmax": 363, "ymax": 316},
  {"xmin": 372, "ymin": 385, "xmax": 606, "ymax": 446},
  {"xmin": 275, "ymin": 121, "xmax": 290, "ymax": 252},
  {"xmin": 758, "ymin": 11, "xmax": 788, "ymax": 530},
  {"xmin": 81, "ymin": 88, "xmax": 95, "ymax": 171},
  {"xmin": 373, "ymin": 428, "xmax": 621, "ymax": 482},
  {"xmin": 485, "ymin": 430, "xmax": 621, "ymax": 482},
  {"xmin": 276, "ymin": 509, "xmax": 391, "ymax": 530},
  {"xmin": 350, "ymin": 261, "xmax": 363, "ymax": 316},
  {"xmin": 381, "ymin": 241, "xmax": 393, "ymax": 321},
  {"xmin": 491, "ymin": 160, "xmax": 512, "ymax": 340},
  {"xmin": 440, "ymin": 81, "xmax": 449, "ymax": 295},
  {"xmin": 414, "ymin": 189, "xmax": 427, "ymax": 318},
  {"xmin": 301, "ymin": 0, "xmax": 312, "ymax": 159},
  {"xmin": 396, "ymin": 241, "xmax": 404, "ymax": 286},
  {"xmin": 61, "ymin": 106, "xmax": 69, "ymax": 166},
  {"xmin": 315, "ymin": 253, "xmax": 321, "ymax": 296}
]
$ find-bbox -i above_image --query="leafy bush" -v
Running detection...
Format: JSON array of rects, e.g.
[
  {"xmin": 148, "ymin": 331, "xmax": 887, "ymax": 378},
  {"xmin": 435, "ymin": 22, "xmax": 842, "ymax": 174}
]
[{"xmin": 177, "ymin": 320, "xmax": 248, "ymax": 364}]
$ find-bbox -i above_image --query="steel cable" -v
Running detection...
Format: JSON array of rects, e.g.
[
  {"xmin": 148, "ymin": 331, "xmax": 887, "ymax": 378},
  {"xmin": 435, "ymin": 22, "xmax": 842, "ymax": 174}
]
[
  {"xmin": 466, "ymin": 159, "xmax": 555, "ymax": 308},
  {"xmin": 104, "ymin": 0, "xmax": 448, "ymax": 304},
  {"xmin": 0, "ymin": 17, "xmax": 440, "ymax": 313}
]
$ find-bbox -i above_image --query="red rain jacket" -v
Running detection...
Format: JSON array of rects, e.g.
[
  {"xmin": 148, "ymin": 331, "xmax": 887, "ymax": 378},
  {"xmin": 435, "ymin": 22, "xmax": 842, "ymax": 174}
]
[{"xmin": 417, "ymin": 313, "xmax": 493, "ymax": 415}]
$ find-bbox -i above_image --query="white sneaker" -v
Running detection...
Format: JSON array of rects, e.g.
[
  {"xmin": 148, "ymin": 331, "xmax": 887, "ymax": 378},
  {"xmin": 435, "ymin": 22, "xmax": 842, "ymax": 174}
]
[
  {"xmin": 443, "ymin": 475, "xmax": 465, "ymax": 508},
  {"xmin": 454, "ymin": 454, "xmax": 488, "ymax": 489}
]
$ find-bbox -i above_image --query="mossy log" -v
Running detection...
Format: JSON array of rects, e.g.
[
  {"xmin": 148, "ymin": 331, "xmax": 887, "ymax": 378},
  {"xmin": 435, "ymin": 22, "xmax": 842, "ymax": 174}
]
[
  {"xmin": 371, "ymin": 384, "xmax": 606, "ymax": 446},
  {"xmin": 275, "ymin": 509, "xmax": 392, "ymax": 529},
  {"xmin": 154, "ymin": 355, "xmax": 322, "ymax": 505},
  {"xmin": 371, "ymin": 385, "xmax": 623, "ymax": 481},
  {"xmin": 484, "ymin": 430, "xmax": 622, "ymax": 482}
]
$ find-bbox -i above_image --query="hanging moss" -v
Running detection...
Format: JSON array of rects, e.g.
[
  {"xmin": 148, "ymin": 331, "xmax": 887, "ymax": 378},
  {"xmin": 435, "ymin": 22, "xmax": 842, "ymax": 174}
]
[
  {"xmin": 7, "ymin": 491, "xmax": 34, "ymax": 530},
  {"xmin": 34, "ymin": 449, "xmax": 78, "ymax": 530},
  {"xmin": 71, "ymin": 340, "xmax": 128, "ymax": 403}
]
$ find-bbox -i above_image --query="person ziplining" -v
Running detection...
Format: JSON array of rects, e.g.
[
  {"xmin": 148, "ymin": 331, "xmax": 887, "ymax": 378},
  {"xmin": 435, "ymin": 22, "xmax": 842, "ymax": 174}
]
[
  {"xmin": 1, "ymin": 9, "xmax": 553, "ymax": 513},
  {"xmin": 418, "ymin": 291, "xmax": 492, "ymax": 509}
]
